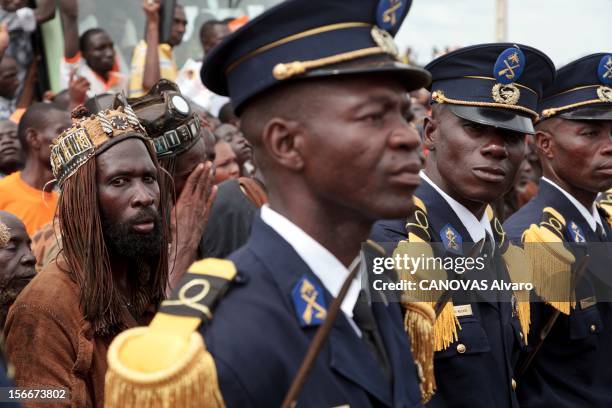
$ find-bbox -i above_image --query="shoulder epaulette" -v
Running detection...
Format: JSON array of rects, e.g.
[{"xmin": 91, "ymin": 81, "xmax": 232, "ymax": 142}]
[
  {"xmin": 597, "ymin": 189, "xmax": 612, "ymax": 228},
  {"xmin": 486, "ymin": 205, "xmax": 531, "ymax": 340},
  {"xmin": 522, "ymin": 207, "xmax": 575, "ymax": 314},
  {"xmin": 105, "ymin": 258, "xmax": 236, "ymax": 408},
  {"xmin": 397, "ymin": 196, "xmax": 455, "ymax": 403},
  {"xmin": 159, "ymin": 258, "xmax": 238, "ymax": 327}
]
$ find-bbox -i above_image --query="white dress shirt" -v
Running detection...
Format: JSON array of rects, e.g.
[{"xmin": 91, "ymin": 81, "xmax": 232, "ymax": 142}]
[
  {"xmin": 541, "ymin": 177, "xmax": 604, "ymax": 233},
  {"xmin": 420, "ymin": 171, "xmax": 495, "ymax": 245},
  {"xmin": 260, "ymin": 205, "xmax": 362, "ymax": 334}
]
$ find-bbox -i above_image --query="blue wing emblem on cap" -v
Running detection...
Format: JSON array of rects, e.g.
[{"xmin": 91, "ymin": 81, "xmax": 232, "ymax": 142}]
[
  {"xmin": 376, "ymin": 0, "xmax": 408, "ymax": 34},
  {"xmin": 597, "ymin": 54, "xmax": 612, "ymax": 86},
  {"xmin": 494, "ymin": 47, "xmax": 526, "ymax": 85},
  {"xmin": 292, "ymin": 276, "xmax": 327, "ymax": 327}
]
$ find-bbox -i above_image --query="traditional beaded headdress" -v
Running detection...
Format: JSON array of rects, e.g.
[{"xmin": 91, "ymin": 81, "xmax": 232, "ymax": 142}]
[{"xmin": 50, "ymin": 103, "xmax": 149, "ymax": 187}]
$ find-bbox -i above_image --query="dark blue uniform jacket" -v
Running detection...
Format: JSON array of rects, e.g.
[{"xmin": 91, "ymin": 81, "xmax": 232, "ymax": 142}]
[
  {"xmin": 200, "ymin": 215, "xmax": 424, "ymax": 408},
  {"xmin": 504, "ymin": 179, "xmax": 612, "ymax": 408},
  {"xmin": 372, "ymin": 180, "xmax": 525, "ymax": 408}
]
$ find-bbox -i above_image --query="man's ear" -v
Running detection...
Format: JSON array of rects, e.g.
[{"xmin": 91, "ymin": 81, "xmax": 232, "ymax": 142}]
[
  {"xmin": 260, "ymin": 117, "xmax": 305, "ymax": 171},
  {"xmin": 25, "ymin": 128, "xmax": 39, "ymax": 152},
  {"xmin": 423, "ymin": 116, "xmax": 437, "ymax": 150},
  {"xmin": 535, "ymin": 129, "xmax": 554, "ymax": 160}
]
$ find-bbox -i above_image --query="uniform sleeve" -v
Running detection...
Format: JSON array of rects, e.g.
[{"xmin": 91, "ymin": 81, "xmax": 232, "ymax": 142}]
[
  {"xmin": 4, "ymin": 304, "xmax": 84, "ymax": 408},
  {"xmin": 214, "ymin": 355, "xmax": 256, "ymax": 408}
]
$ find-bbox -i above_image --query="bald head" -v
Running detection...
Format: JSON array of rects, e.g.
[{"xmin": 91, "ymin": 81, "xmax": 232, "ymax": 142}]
[
  {"xmin": 0, "ymin": 210, "xmax": 35, "ymax": 275},
  {"xmin": 0, "ymin": 211, "xmax": 24, "ymax": 242}
]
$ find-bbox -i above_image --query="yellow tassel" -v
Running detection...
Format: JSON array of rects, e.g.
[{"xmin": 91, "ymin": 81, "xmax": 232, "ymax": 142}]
[
  {"xmin": 394, "ymin": 235, "xmax": 461, "ymax": 350},
  {"xmin": 517, "ymin": 301, "xmax": 530, "ymax": 344},
  {"xmin": 523, "ymin": 224, "xmax": 575, "ymax": 315},
  {"xmin": 502, "ymin": 243, "xmax": 532, "ymax": 339},
  {"xmin": 394, "ymin": 231, "xmax": 462, "ymax": 402},
  {"xmin": 432, "ymin": 302, "xmax": 461, "ymax": 351},
  {"xmin": 404, "ymin": 302, "xmax": 436, "ymax": 403},
  {"xmin": 105, "ymin": 327, "xmax": 225, "ymax": 408}
]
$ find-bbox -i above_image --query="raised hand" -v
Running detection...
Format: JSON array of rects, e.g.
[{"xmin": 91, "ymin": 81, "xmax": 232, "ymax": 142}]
[{"xmin": 167, "ymin": 161, "xmax": 218, "ymax": 294}]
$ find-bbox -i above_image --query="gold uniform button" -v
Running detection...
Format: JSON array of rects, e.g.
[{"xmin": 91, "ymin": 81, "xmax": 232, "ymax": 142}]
[
  {"xmin": 512, "ymin": 379, "xmax": 517, "ymax": 391},
  {"xmin": 590, "ymin": 324, "xmax": 597, "ymax": 333},
  {"xmin": 456, "ymin": 343, "xmax": 467, "ymax": 354}
]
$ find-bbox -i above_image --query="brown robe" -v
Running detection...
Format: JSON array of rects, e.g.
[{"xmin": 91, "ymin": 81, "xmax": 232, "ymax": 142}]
[{"xmin": 3, "ymin": 258, "xmax": 152, "ymax": 407}]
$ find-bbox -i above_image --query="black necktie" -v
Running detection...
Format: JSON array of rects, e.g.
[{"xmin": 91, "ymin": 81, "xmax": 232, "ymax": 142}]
[
  {"xmin": 595, "ymin": 223, "xmax": 607, "ymax": 242},
  {"xmin": 484, "ymin": 232, "xmax": 495, "ymax": 259},
  {"xmin": 353, "ymin": 290, "xmax": 392, "ymax": 380}
]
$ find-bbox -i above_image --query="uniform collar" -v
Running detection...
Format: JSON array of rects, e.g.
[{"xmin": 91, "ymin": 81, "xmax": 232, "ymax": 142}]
[
  {"xmin": 420, "ymin": 171, "xmax": 494, "ymax": 243},
  {"xmin": 260, "ymin": 205, "xmax": 362, "ymax": 327},
  {"xmin": 541, "ymin": 177, "xmax": 603, "ymax": 232}
]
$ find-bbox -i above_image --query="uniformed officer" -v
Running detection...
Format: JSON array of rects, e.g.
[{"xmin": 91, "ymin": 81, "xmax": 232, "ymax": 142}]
[
  {"xmin": 503, "ymin": 53, "xmax": 612, "ymax": 408},
  {"xmin": 105, "ymin": 0, "xmax": 431, "ymax": 407},
  {"xmin": 371, "ymin": 43, "xmax": 555, "ymax": 407}
]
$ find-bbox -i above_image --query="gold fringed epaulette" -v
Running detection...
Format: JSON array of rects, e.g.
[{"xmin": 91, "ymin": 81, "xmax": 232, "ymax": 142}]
[
  {"xmin": 522, "ymin": 207, "xmax": 575, "ymax": 315},
  {"xmin": 404, "ymin": 302, "xmax": 436, "ymax": 402},
  {"xmin": 395, "ymin": 197, "xmax": 459, "ymax": 403},
  {"xmin": 501, "ymin": 243, "xmax": 532, "ymax": 342},
  {"xmin": 105, "ymin": 258, "xmax": 237, "ymax": 408},
  {"xmin": 487, "ymin": 205, "xmax": 531, "ymax": 341}
]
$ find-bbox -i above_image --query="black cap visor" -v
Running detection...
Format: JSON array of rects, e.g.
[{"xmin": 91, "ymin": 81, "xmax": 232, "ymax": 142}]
[
  {"xmin": 448, "ymin": 104, "xmax": 534, "ymax": 134},
  {"xmin": 304, "ymin": 55, "xmax": 432, "ymax": 93},
  {"xmin": 558, "ymin": 104, "xmax": 612, "ymax": 121}
]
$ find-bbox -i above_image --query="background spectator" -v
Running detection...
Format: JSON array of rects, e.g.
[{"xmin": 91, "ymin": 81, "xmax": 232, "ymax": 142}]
[
  {"xmin": 0, "ymin": 103, "xmax": 71, "ymax": 235},
  {"xmin": 59, "ymin": 0, "xmax": 128, "ymax": 99},
  {"xmin": 214, "ymin": 123, "xmax": 254, "ymax": 177},
  {"xmin": 0, "ymin": 119, "xmax": 21, "ymax": 178},
  {"xmin": 0, "ymin": 55, "xmax": 19, "ymax": 119},
  {"xmin": 212, "ymin": 137, "xmax": 239, "ymax": 184},
  {"xmin": 129, "ymin": 0, "xmax": 186, "ymax": 97},
  {"xmin": 175, "ymin": 19, "xmax": 230, "ymax": 113},
  {"xmin": 0, "ymin": 0, "xmax": 55, "ymax": 99},
  {"xmin": 218, "ymin": 102, "xmax": 239, "ymax": 127},
  {"xmin": 0, "ymin": 210, "xmax": 35, "ymax": 328}
]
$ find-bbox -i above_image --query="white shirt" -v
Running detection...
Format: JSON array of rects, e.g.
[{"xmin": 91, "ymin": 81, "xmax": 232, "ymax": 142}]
[
  {"xmin": 420, "ymin": 171, "xmax": 495, "ymax": 244},
  {"xmin": 59, "ymin": 55, "xmax": 128, "ymax": 99},
  {"xmin": 541, "ymin": 177, "xmax": 604, "ymax": 232},
  {"xmin": 176, "ymin": 59, "xmax": 229, "ymax": 115},
  {"xmin": 260, "ymin": 205, "xmax": 362, "ymax": 334}
]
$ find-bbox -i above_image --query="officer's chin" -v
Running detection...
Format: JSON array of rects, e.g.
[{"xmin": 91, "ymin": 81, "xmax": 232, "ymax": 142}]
[
  {"xmin": 370, "ymin": 196, "xmax": 416, "ymax": 220},
  {"xmin": 464, "ymin": 186, "xmax": 505, "ymax": 207}
]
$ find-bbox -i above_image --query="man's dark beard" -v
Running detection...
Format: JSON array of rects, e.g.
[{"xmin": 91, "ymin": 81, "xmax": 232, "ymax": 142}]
[
  {"xmin": 101, "ymin": 208, "xmax": 163, "ymax": 259},
  {"xmin": 0, "ymin": 278, "xmax": 31, "ymax": 328}
]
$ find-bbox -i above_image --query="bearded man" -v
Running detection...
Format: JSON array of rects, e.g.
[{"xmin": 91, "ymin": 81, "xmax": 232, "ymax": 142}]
[{"xmin": 4, "ymin": 102, "xmax": 170, "ymax": 407}]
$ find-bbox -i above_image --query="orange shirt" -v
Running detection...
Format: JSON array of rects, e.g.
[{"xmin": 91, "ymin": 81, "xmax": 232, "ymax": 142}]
[{"xmin": 0, "ymin": 172, "xmax": 58, "ymax": 236}]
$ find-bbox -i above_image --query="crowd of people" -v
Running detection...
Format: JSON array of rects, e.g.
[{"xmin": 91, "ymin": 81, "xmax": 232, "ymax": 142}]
[{"xmin": 0, "ymin": 0, "xmax": 610, "ymax": 407}]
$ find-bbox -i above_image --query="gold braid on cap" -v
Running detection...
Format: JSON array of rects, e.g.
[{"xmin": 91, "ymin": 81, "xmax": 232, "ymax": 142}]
[
  {"xmin": 0, "ymin": 221, "xmax": 10, "ymax": 248},
  {"xmin": 50, "ymin": 105, "xmax": 149, "ymax": 187}
]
